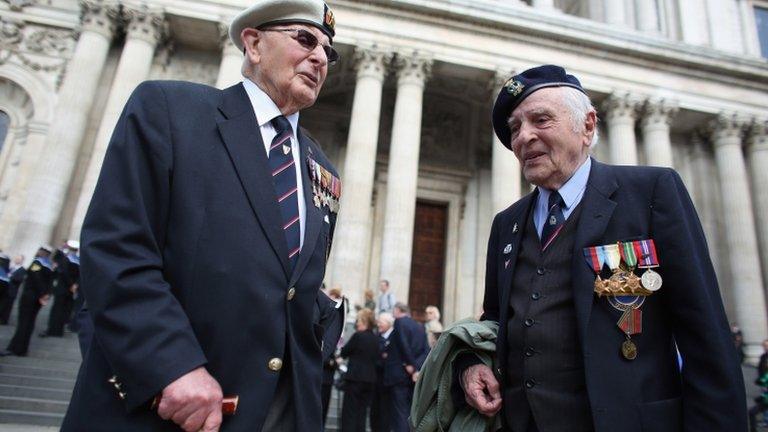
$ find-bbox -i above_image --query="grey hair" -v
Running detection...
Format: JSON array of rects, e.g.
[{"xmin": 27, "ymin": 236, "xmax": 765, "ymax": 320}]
[
  {"xmin": 561, "ymin": 87, "xmax": 599, "ymax": 147},
  {"xmin": 378, "ymin": 312, "xmax": 394, "ymax": 326}
]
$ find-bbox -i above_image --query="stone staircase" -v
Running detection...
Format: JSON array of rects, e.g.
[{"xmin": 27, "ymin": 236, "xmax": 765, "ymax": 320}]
[{"xmin": 0, "ymin": 302, "xmax": 80, "ymax": 428}]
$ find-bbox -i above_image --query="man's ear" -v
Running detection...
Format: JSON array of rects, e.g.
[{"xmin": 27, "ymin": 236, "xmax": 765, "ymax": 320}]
[
  {"xmin": 241, "ymin": 28, "xmax": 261, "ymax": 65},
  {"xmin": 583, "ymin": 110, "xmax": 597, "ymax": 145}
]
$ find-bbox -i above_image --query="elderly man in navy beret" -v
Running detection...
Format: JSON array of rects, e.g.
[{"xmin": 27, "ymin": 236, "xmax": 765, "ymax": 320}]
[
  {"xmin": 456, "ymin": 65, "xmax": 745, "ymax": 432},
  {"xmin": 62, "ymin": 1, "xmax": 343, "ymax": 431}
]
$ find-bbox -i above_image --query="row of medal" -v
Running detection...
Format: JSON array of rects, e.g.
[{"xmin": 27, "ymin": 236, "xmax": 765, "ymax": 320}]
[
  {"xmin": 582, "ymin": 239, "xmax": 663, "ymax": 361},
  {"xmin": 307, "ymin": 157, "xmax": 341, "ymax": 213}
]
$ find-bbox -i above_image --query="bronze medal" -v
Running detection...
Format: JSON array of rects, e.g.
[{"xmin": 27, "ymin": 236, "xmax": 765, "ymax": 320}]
[{"xmin": 621, "ymin": 339, "xmax": 637, "ymax": 360}]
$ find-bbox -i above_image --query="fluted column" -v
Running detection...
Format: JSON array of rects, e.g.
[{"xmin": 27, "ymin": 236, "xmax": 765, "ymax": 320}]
[
  {"xmin": 688, "ymin": 134, "xmax": 723, "ymax": 285},
  {"xmin": 747, "ymin": 119, "xmax": 768, "ymax": 303},
  {"xmin": 9, "ymin": 0, "xmax": 118, "ymax": 258},
  {"xmin": 216, "ymin": 21, "xmax": 243, "ymax": 89},
  {"xmin": 603, "ymin": 92, "xmax": 640, "ymax": 165},
  {"xmin": 379, "ymin": 51, "xmax": 432, "ymax": 303},
  {"xmin": 490, "ymin": 71, "xmax": 521, "ymax": 214},
  {"xmin": 678, "ymin": 0, "xmax": 710, "ymax": 46},
  {"xmin": 710, "ymin": 113, "xmax": 768, "ymax": 361},
  {"xmin": 69, "ymin": 5, "xmax": 165, "ymax": 240},
  {"xmin": 705, "ymin": 0, "xmax": 743, "ymax": 53},
  {"xmin": 330, "ymin": 46, "xmax": 391, "ymax": 306},
  {"xmin": 604, "ymin": 0, "xmax": 628, "ymax": 27},
  {"xmin": 635, "ymin": 0, "xmax": 660, "ymax": 33},
  {"xmin": 641, "ymin": 98, "xmax": 677, "ymax": 167}
]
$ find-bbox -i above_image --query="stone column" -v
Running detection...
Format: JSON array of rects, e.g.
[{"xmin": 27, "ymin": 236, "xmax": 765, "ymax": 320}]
[
  {"xmin": 705, "ymin": 0, "xmax": 743, "ymax": 53},
  {"xmin": 604, "ymin": 0, "xmax": 628, "ymax": 27},
  {"xmin": 9, "ymin": 0, "xmax": 118, "ymax": 257},
  {"xmin": 531, "ymin": 0, "xmax": 556, "ymax": 10},
  {"xmin": 677, "ymin": 0, "xmax": 710, "ymax": 46},
  {"xmin": 603, "ymin": 92, "xmax": 641, "ymax": 165},
  {"xmin": 215, "ymin": 21, "xmax": 243, "ymax": 89},
  {"xmin": 490, "ymin": 71, "xmax": 521, "ymax": 214},
  {"xmin": 635, "ymin": 0, "xmax": 660, "ymax": 33},
  {"xmin": 378, "ymin": 51, "xmax": 432, "ymax": 304},
  {"xmin": 747, "ymin": 119, "xmax": 768, "ymax": 304},
  {"xmin": 69, "ymin": 5, "xmax": 165, "ymax": 240},
  {"xmin": 710, "ymin": 113, "xmax": 768, "ymax": 361},
  {"xmin": 738, "ymin": 0, "xmax": 762, "ymax": 57},
  {"xmin": 330, "ymin": 46, "xmax": 391, "ymax": 306},
  {"xmin": 641, "ymin": 98, "xmax": 677, "ymax": 168}
]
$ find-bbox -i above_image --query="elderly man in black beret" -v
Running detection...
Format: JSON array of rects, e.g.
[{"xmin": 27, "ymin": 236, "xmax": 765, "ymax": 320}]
[
  {"xmin": 61, "ymin": 0, "xmax": 343, "ymax": 431},
  {"xmin": 456, "ymin": 65, "xmax": 745, "ymax": 431}
]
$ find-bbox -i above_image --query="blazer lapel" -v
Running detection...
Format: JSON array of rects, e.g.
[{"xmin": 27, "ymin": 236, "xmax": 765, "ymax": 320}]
[
  {"xmin": 217, "ymin": 83, "xmax": 291, "ymax": 278},
  {"xmin": 289, "ymin": 128, "xmax": 322, "ymax": 285},
  {"xmin": 498, "ymin": 192, "xmax": 536, "ymax": 308},
  {"xmin": 571, "ymin": 159, "xmax": 618, "ymax": 344}
]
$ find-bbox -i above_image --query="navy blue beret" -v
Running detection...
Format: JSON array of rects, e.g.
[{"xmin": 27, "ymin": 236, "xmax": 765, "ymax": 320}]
[{"xmin": 492, "ymin": 65, "xmax": 586, "ymax": 148}]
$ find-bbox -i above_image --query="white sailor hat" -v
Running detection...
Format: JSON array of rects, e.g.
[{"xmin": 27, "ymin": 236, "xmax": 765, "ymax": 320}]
[
  {"xmin": 39, "ymin": 245, "xmax": 53, "ymax": 253},
  {"xmin": 229, "ymin": 0, "xmax": 336, "ymax": 52}
]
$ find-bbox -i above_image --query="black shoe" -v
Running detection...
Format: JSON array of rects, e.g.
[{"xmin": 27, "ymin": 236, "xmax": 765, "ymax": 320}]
[{"xmin": 0, "ymin": 349, "xmax": 16, "ymax": 356}]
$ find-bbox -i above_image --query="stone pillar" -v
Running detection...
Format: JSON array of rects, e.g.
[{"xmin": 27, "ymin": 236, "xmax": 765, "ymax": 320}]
[
  {"xmin": 677, "ymin": 0, "xmax": 710, "ymax": 46},
  {"xmin": 330, "ymin": 46, "xmax": 391, "ymax": 306},
  {"xmin": 216, "ymin": 21, "xmax": 243, "ymax": 89},
  {"xmin": 603, "ymin": 92, "xmax": 641, "ymax": 166},
  {"xmin": 490, "ymin": 71, "xmax": 521, "ymax": 214},
  {"xmin": 69, "ymin": 5, "xmax": 165, "ymax": 240},
  {"xmin": 378, "ymin": 51, "xmax": 432, "ymax": 304},
  {"xmin": 747, "ymin": 119, "xmax": 768, "ymax": 305},
  {"xmin": 604, "ymin": 0, "xmax": 628, "ymax": 26},
  {"xmin": 738, "ymin": 0, "xmax": 762, "ymax": 57},
  {"xmin": 531, "ymin": 0, "xmax": 556, "ymax": 10},
  {"xmin": 635, "ymin": 0, "xmax": 660, "ymax": 33},
  {"xmin": 710, "ymin": 113, "xmax": 768, "ymax": 361},
  {"xmin": 9, "ymin": 0, "xmax": 118, "ymax": 257},
  {"xmin": 641, "ymin": 98, "xmax": 677, "ymax": 168},
  {"xmin": 705, "ymin": 0, "xmax": 743, "ymax": 53}
]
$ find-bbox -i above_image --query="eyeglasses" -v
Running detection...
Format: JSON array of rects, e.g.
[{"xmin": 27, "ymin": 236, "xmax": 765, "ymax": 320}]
[{"xmin": 260, "ymin": 28, "xmax": 339, "ymax": 65}]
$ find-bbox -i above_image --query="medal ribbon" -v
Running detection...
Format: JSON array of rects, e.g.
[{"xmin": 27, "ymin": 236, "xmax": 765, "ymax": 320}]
[
  {"xmin": 617, "ymin": 308, "xmax": 642, "ymax": 336},
  {"xmin": 633, "ymin": 239, "xmax": 659, "ymax": 268},
  {"xmin": 582, "ymin": 246, "xmax": 605, "ymax": 274},
  {"xmin": 603, "ymin": 244, "xmax": 621, "ymax": 272},
  {"xmin": 619, "ymin": 241, "xmax": 637, "ymax": 269}
]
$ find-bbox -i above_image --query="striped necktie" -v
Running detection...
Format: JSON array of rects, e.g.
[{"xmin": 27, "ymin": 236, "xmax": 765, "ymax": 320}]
[
  {"xmin": 268, "ymin": 115, "xmax": 301, "ymax": 270},
  {"xmin": 541, "ymin": 191, "xmax": 565, "ymax": 251}
]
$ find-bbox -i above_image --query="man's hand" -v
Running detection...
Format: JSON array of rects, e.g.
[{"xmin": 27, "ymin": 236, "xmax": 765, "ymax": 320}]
[
  {"xmin": 461, "ymin": 364, "xmax": 502, "ymax": 417},
  {"xmin": 38, "ymin": 294, "xmax": 50, "ymax": 306},
  {"xmin": 405, "ymin": 364, "xmax": 415, "ymax": 375},
  {"xmin": 157, "ymin": 367, "xmax": 223, "ymax": 432}
]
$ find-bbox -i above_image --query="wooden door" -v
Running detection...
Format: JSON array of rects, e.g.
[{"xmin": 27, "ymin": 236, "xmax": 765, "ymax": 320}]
[{"xmin": 408, "ymin": 201, "xmax": 447, "ymax": 322}]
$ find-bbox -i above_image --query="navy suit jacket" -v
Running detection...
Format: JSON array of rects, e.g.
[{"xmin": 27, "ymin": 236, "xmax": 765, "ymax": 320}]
[
  {"xmin": 482, "ymin": 159, "xmax": 746, "ymax": 432},
  {"xmin": 383, "ymin": 316, "xmax": 429, "ymax": 386},
  {"xmin": 63, "ymin": 81, "xmax": 342, "ymax": 431}
]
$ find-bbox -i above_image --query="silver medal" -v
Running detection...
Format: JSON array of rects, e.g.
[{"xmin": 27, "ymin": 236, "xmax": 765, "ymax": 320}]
[{"xmin": 640, "ymin": 269, "xmax": 663, "ymax": 291}]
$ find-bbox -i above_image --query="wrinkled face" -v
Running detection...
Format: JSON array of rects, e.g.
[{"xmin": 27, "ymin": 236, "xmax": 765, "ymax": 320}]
[
  {"xmin": 507, "ymin": 88, "xmax": 594, "ymax": 190},
  {"xmin": 377, "ymin": 318, "xmax": 391, "ymax": 334},
  {"xmin": 243, "ymin": 24, "xmax": 329, "ymax": 114}
]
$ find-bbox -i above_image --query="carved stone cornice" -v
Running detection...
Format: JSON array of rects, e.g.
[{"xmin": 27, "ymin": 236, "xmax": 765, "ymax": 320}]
[
  {"xmin": 707, "ymin": 112, "xmax": 750, "ymax": 146},
  {"xmin": 641, "ymin": 97, "xmax": 678, "ymax": 129},
  {"xmin": 392, "ymin": 50, "xmax": 432, "ymax": 87},
  {"xmin": 602, "ymin": 91, "xmax": 642, "ymax": 121},
  {"xmin": 3, "ymin": 0, "xmax": 34, "ymax": 11},
  {"xmin": 79, "ymin": 0, "xmax": 119, "ymax": 39},
  {"xmin": 488, "ymin": 67, "xmax": 516, "ymax": 102},
  {"xmin": 122, "ymin": 5, "xmax": 166, "ymax": 46},
  {"xmin": 352, "ymin": 44, "xmax": 391, "ymax": 82}
]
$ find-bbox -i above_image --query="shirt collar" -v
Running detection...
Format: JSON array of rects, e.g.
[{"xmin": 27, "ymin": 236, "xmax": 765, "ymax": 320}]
[
  {"xmin": 538, "ymin": 156, "xmax": 591, "ymax": 210},
  {"xmin": 382, "ymin": 328, "xmax": 394, "ymax": 339},
  {"xmin": 242, "ymin": 78, "xmax": 300, "ymax": 133}
]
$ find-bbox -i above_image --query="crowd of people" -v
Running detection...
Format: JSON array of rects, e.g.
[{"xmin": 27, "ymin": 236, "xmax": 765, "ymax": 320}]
[
  {"xmin": 0, "ymin": 242, "xmax": 82, "ymax": 358},
  {"xmin": 323, "ymin": 280, "xmax": 443, "ymax": 432}
]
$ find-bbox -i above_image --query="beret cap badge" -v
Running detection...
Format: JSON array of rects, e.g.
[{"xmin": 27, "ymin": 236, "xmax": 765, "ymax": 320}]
[
  {"xmin": 505, "ymin": 79, "xmax": 525, "ymax": 97},
  {"xmin": 324, "ymin": 4, "xmax": 335, "ymax": 31}
]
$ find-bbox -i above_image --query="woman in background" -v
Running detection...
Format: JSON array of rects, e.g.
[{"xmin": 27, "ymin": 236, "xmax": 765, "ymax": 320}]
[{"xmin": 338, "ymin": 308, "xmax": 379, "ymax": 432}]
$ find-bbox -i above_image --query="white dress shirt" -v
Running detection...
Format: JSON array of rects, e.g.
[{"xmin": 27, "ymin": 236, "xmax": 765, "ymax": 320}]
[{"xmin": 242, "ymin": 78, "xmax": 306, "ymax": 248}]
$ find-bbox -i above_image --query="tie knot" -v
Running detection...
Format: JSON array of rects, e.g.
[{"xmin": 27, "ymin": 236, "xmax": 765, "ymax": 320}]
[
  {"xmin": 548, "ymin": 191, "xmax": 564, "ymax": 210},
  {"xmin": 271, "ymin": 115, "xmax": 292, "ymax": 136}
]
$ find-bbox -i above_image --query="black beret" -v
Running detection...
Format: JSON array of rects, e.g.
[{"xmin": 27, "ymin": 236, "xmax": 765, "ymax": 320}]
[{"xmin": 492, "ymin": 65, "xmax": 586, "ymax": 148}]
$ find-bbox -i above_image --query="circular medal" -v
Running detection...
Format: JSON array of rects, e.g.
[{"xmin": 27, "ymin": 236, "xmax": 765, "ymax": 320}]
[
  {"xmin": 641, "ymin": 269, "xmax": 663, "ymax": 291},
  {"xmin": 621, "ymin": 339, "xmax": 638, "ymax": 360}
]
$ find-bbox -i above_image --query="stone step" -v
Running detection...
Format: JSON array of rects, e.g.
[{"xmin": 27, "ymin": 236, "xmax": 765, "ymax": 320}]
[
  {"xmin": 0, "ymin": 408, "xmax": 64, "ymax": 427},
  {"xmin": 0, "ymin": 363, "xmax": 79, "ymax": 379},
  {"xmin": 0, "ymin": 355, "xmax": 80, "ymax": 371},
  {"xmin": 0, "ymin": 395, "xmax": 69, "ymax": 414},
  {"xmin": 0, "ymin": 373, "xmax": 75, "ymax": 391},
  {"xmin": 0, "ymin": 383, "xmax": 71, "ymax": 401}
]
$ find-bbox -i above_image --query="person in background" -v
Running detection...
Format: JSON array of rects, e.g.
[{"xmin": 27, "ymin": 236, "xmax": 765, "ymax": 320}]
[
  {"xmin": 0, "ymin": 254, "xmax": 25, "ymax": 325},
  {"xmin": 363, "ymin": 289, "xmax": 376, "ymax": 311},
  {"xmin": 377, "ymin": 279, "xmax": 395, "ymax": 315},
  {"xmin": 370, "ymin": 312, "xmax": 394, "ymax": 432},
  {"xmin": 338, "ymin": 308, "xmax": 379, "ymax": 432},
  {"xmin": 424, "ymin": 305, "xmax": 443, "ymax": 349}
]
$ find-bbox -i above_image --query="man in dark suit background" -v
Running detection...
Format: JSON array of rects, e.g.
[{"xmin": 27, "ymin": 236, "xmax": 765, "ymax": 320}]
[
  {"xmin": 384, "ymin": 303, "xmax": 429, "ymax": 432},
  {"xmin": 61, "ymin": 1, "xmax": 343, "ymax": 431},
  {"xmin": 456, "ymin": 65, "xmax": 745, "ymax": 431},
  {"xmin": 0, "ymin": 254, "xmax": 26, "ymax": 325}
]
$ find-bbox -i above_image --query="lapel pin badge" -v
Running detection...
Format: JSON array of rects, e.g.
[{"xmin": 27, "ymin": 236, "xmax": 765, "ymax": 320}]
[
  {"xmin": 512, "ymin": 223, "xmax": 519, "ymax": 233},
  {"xmin": 505, "ymin": 259, "xmax": 511, "ymax": 269},
  {"xmin": 503, "ymin": 244, "xmax": 512, "ymax": 254},
  {"xmin": 324, "ymin": 215, "xmax": 330, "ymax": 224}
]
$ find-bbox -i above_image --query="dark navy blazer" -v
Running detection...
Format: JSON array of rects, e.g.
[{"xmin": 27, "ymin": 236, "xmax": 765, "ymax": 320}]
[
  {"xmin": 383, "ymin": 316, "xmax": 429, "ymax": 387},
  {"xmin": 62, "ymin": 81, "xmax": 342, "ymax": 431},
  {"xmin": 483, "ymin": 159, "xmax": 746, "ymax": 432}
]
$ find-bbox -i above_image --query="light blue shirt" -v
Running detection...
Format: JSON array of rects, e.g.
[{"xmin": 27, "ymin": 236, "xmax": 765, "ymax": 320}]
[{"xmin": 534, "ymin": 157, "xmax": 591, "ymax": 239}]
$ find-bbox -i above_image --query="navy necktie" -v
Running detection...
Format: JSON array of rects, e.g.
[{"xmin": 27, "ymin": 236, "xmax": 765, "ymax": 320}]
[
  {"xmin": 541, "ymin": 191, "xmax": 565, "ymax": 251},
  {"xmin": 268, "ymin": 115, "xmax": 301, "ymax": 270}
]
